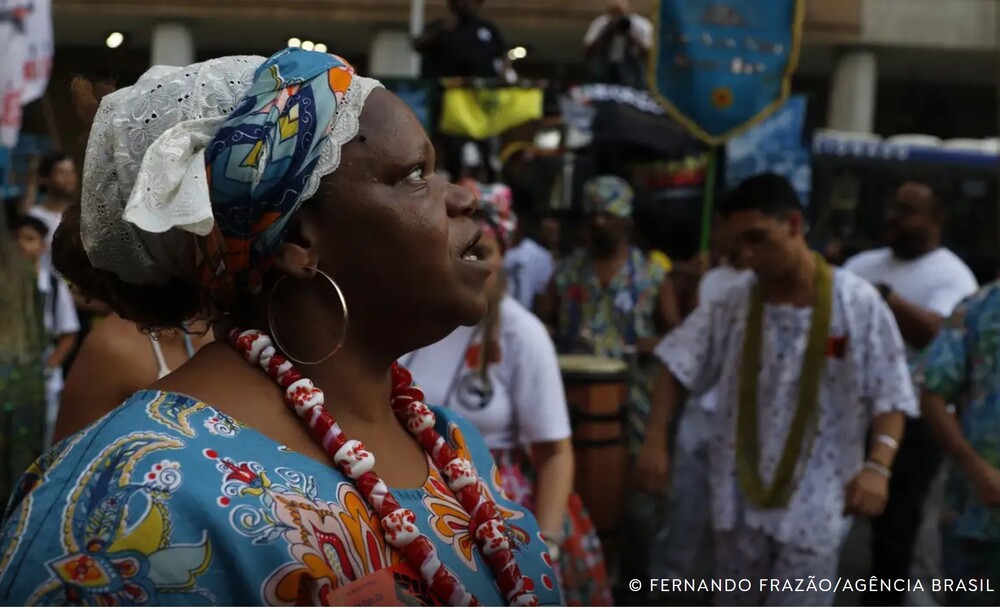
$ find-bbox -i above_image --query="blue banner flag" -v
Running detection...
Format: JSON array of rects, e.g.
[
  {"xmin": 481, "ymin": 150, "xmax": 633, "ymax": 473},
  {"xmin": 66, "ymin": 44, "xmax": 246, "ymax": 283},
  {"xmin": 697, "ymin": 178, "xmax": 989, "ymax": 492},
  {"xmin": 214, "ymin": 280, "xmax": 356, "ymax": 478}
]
[
  {"xmin": 649, "ymin": 0, "xmax": 805, "ymax": 145},
  {"xmin": 727, "ymin": 96, "xmax": 811, "ymax": 206}
]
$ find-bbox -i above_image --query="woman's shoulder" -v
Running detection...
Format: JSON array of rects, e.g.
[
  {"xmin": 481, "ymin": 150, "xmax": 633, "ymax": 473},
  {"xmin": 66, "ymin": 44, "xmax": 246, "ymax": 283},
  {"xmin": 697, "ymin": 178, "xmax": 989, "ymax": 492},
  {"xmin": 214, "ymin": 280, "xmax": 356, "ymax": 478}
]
[
  {"xmin": 11, "ymin": 391, "xmax": 253, "ymax": 496},
  {"xmin": 0, "ymin": 390, "xmax": 353, "ymax": 606}
]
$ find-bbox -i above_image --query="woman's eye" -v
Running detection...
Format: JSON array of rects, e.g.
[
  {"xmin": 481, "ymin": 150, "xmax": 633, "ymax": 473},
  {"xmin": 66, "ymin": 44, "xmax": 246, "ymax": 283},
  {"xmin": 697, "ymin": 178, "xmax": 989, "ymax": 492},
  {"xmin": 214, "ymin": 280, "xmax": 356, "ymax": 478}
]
[{"xmin": 407, "ymin": 166, "xmax": 425, "ymax": 182}]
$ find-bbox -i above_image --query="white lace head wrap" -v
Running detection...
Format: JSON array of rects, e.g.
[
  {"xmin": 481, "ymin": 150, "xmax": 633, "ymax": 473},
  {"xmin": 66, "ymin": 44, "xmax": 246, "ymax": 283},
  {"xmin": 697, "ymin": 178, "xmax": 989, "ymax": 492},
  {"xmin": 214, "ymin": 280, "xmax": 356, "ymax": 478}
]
[
  {"xmin": 80, "ymin": 56, "xmax": 262, "ymax": 285},
  {"xmin": 80, "ymin": 49, "xmax": 382, "ymax": 294}
]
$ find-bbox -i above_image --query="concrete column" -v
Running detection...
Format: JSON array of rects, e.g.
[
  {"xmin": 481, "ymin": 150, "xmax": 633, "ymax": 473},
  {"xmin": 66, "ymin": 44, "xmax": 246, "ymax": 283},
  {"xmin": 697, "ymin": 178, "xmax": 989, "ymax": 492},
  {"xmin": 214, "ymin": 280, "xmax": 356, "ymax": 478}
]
[
  {"xmin": 368, "ymin": 29, "xmax": 419, "ymax": 78},
  {"xmin": 151, "ymin": 22, "xmax": 195, "ymax": 68},
  {"xmin": 827, "ymin": 50, "xmax": 878, "ymax": 133},
  {"xmin": 409, "ymin": 0, "xmax": 426, "ymax": 76}
]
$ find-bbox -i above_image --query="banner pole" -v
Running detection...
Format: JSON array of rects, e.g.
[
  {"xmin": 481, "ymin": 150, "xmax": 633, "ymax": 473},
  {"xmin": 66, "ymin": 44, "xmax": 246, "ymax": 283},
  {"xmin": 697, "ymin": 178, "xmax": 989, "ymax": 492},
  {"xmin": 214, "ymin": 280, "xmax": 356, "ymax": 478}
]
[{"xmin": 699, "ymin": 147, "xmax": 718, "ymax": 271}]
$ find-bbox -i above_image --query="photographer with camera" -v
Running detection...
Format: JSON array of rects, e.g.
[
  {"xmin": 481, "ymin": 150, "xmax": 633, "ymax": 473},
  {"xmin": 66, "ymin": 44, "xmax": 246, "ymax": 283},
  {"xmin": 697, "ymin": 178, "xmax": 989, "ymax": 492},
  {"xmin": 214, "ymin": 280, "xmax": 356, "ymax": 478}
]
[{"xmin": 583, "ymin": 0, "xmax": 654, "ymax": 89}]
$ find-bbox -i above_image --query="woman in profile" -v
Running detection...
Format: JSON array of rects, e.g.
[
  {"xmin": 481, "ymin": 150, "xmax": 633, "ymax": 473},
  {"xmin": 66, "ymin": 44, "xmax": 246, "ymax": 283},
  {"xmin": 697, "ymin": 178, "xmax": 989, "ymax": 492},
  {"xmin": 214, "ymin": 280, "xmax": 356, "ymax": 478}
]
[{"xmin": 0, "ymin": 48, "xmax": 560, "ymax": 606}]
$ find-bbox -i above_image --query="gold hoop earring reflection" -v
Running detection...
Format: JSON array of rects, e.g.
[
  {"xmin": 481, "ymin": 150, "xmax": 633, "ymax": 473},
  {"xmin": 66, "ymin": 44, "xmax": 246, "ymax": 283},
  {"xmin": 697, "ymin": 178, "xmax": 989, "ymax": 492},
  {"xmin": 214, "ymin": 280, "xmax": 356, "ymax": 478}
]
[{"xmin": 267, "ymin": 268, "xmax": 349, "ymax": 366}]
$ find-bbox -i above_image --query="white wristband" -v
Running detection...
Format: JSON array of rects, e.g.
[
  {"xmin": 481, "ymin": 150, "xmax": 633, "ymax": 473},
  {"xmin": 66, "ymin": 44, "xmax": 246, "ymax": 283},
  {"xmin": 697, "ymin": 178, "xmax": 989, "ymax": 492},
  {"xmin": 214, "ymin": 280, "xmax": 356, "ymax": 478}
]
[
  {"xmin": 875, "ymin": 434, "xmax": 899, "ymax": 451},
  {"xmin": 864, "ymin": 461, "xmax": 892, "ymax": 479}
]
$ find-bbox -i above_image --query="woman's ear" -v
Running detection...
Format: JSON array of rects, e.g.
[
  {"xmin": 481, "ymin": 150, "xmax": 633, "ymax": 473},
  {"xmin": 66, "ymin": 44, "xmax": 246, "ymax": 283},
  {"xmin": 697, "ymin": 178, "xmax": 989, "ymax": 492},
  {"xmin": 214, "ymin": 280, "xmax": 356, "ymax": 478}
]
[{"xmin": 274, "ymin": 214, "xmax": 322, "ymax": 279}]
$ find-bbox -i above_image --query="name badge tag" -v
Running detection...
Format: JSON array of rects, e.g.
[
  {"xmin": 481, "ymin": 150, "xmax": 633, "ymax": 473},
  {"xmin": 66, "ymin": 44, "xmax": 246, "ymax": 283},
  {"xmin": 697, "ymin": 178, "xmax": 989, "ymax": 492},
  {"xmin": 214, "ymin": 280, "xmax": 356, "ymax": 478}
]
[{"xmin": 301, "ymin": 563, "xmax": 434, "ymax": 607}]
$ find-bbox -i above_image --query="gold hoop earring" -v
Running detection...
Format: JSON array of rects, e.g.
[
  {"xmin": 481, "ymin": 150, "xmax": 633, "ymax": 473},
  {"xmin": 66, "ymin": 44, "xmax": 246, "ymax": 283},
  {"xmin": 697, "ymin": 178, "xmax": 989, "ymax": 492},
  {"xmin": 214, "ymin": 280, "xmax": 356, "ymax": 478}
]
[{"xmin": 267, "ymin": 267, "xmax": 349, "ymax": 366}]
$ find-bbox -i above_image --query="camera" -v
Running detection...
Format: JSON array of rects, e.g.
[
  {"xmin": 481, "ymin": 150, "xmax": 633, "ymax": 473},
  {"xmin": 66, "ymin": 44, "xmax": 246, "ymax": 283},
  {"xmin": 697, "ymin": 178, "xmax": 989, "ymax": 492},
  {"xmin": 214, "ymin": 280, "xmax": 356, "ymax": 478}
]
[{"xmin": 617, "ymin": 16, "xmax": 632, "ymax": 32}]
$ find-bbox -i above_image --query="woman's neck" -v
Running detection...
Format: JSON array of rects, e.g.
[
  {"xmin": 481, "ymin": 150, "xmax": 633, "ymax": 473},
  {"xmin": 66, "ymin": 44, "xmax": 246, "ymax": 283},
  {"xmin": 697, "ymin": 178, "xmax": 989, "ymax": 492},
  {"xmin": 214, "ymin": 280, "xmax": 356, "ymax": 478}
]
[
  {"xmin": 305, "ymin": 343, "xmax": 397, "ymax": 428},
  {"xmin": 234, "ymin": 296, "xmax": 404, "ymax": 431}
]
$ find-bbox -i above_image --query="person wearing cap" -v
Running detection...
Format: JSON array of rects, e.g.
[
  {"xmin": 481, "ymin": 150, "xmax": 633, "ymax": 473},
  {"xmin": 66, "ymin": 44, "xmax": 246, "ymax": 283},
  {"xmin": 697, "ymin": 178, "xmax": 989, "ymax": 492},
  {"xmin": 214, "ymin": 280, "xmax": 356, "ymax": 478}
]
[
  {"xmin": 537, "ymin": 174, "xmax": 679, "ymax": 594},
  {"xmin": 638, "ymin": 173, "xmax": 915, "ymax": 606},
  {"xmin": 404, "ymin": 180, "xmax": 612, "ymax": 605},
  {"xmin": 539, "ymin": 175, "xmax": 678, "ymax": 447}
]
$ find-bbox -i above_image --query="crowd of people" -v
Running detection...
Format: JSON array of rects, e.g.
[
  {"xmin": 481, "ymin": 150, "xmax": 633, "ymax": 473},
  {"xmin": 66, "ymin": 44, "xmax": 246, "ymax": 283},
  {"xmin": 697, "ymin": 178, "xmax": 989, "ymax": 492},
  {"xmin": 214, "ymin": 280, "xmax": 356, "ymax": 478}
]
[{"xmin": 0, "ymin": 2, "xmax": 996, "ymax": 607}]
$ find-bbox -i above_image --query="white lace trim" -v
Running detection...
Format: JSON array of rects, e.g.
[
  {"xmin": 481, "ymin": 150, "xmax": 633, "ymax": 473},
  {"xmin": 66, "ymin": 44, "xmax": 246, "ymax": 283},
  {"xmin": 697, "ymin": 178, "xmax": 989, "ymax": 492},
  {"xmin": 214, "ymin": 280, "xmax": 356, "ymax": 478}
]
[
  {"xmin": 298, "ymin": 74, "xmax": 382, "ymax": 216},
  {"xmin": 81, "ymin": 56, "xmax": 262, "ymax": 286},
  {"xmin": 80, "ymin": 56, "xmax": 381, "ymax": 287}
]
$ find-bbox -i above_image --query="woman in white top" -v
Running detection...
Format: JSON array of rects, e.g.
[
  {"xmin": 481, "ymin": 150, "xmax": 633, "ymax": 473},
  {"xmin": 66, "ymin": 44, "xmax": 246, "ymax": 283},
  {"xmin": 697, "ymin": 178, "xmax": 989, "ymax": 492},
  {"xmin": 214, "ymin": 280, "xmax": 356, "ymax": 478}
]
[
  {"xmin": 55, "ymin": 315, "xmax": 212, "ymax": 442},
  {"xmin": 404, "ymin": 182, "xmax": 612, "ymax": 605}
]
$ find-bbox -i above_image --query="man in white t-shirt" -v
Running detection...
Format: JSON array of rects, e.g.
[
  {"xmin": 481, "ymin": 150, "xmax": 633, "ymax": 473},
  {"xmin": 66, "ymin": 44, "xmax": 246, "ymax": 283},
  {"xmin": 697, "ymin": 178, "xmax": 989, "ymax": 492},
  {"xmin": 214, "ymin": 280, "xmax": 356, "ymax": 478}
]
[
  {"xmin": 583, "ymin": 0, "xmax": 654, "ymax": 88},
  {"xmin": 844, "ymin": 181, "xmax": 978, "ymax": 606}
]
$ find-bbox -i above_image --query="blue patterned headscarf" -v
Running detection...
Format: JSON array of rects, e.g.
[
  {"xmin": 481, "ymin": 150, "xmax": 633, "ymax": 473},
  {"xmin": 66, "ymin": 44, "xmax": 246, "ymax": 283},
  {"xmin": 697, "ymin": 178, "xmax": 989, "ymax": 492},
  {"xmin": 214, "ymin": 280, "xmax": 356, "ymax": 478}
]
[
  {"xmin": 199, "ymin": 48, "xmax": 382, "ymax": 301},
  {"xmin": 582, "ymin": 175, "xmax": 634, "ymax": 218},
  {"xmin": 80, "ymin": 49, "xmax": 381, "ymax": 292}
]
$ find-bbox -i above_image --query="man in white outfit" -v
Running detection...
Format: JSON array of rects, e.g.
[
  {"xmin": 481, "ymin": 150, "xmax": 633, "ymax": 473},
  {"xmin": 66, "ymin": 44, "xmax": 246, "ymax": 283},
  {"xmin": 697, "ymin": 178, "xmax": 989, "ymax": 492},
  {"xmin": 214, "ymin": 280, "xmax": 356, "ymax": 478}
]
[{"xmin": 637, "ymin": 174, "xmax": 917, "ymax": 606}]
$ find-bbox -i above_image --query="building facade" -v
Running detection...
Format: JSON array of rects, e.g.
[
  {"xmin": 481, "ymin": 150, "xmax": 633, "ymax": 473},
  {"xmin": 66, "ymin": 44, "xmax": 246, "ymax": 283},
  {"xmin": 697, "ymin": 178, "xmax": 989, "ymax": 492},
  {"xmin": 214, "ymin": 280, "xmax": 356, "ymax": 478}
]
[{"xmin": 21, "ymin": 0, "xmax": 1000, "ymax": 153}]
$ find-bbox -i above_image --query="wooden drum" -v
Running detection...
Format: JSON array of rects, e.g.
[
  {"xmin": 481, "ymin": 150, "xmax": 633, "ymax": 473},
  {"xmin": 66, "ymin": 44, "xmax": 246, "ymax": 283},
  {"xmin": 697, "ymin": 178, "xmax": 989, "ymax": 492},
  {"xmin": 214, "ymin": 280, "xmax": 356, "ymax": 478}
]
[{"xmin": 558, "ymin": 355, "xmax": 628, "ymax": 566}]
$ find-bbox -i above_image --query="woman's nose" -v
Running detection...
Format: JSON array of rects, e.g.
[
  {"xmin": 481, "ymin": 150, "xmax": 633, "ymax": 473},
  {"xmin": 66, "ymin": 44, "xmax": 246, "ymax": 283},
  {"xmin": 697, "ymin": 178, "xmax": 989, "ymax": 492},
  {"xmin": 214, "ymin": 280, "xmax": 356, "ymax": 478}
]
[{"xmin": 446, "ymin": 181, "xmax": 479, "ymax": 218}]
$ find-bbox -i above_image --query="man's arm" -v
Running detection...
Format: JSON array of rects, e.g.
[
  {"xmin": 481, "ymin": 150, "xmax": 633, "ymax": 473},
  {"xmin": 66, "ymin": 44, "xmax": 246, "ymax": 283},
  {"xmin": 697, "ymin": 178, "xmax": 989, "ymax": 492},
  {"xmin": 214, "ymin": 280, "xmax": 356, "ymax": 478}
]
[
  {"xmin": 882, "ymin": 290, "xmax": 946, "ymax": 350},
  {"xmin": 636, "ymin": 274, "xmax": 680, "ymax": 354},
  {"xmin": 656, "ymin": 274, "xmax": 680, "ymax": 333},
  {"xmin": 635, "ymin": 301, "xmax": 723, "ymax": 494},
  {"xmin": 583, "ymin": 16, "xmax": 618, "ymax": 56},
  {"xmin": 627, "ymin": 17, "xmax": 654, "ymax": 58},
  {"xmin": 491, "ymin": 26, "xmax": 516, "ymax": 80},
  {"xmin": 634, "ymin": 366, "xmax": 687, "ymax": 494},
  {"xmin": 534, "ymin": 279, "xmax": 560, "ymax": 335},
  {"xmin": 918, "ymin": 292, "xmax": 1000, "ymax": 507},
  {"xmin": 412, "ymin": 17, "xmax": 454, "ymax": 54},
  {"xmin": 845, "ymin": 283, "xmax": 920, "ymax": 516},
  {"xmin": 844, "ymin": 411, "xmax": 905, "ymax": 517},
  {"xmin": 867, "ymin": 411, "xmax": 905, "ymax": 470},
  {"xmin": 881, "ymin": 267, "xmax": 978, "ymax": 350},
  {"xmin": 922, "ymin": 392, "xmax": 1000, "ymax": 506}
]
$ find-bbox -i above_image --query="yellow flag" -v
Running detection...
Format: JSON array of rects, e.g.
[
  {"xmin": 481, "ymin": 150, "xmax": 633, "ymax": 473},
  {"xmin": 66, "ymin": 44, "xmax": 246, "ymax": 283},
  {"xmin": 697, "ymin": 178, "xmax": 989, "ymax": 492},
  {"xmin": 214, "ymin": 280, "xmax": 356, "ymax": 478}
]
[{"xmin": 439, "ymin": 87, "xmax": 543, "ymax": 140}]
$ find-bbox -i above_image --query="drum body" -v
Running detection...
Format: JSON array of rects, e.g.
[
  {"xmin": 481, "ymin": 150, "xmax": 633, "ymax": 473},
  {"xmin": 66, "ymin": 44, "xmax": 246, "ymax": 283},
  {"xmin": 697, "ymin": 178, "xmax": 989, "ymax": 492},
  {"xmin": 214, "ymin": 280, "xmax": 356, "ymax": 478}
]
[{"xmin": 558, "ymin": 355, "xmax": 628, "ymax": 566}]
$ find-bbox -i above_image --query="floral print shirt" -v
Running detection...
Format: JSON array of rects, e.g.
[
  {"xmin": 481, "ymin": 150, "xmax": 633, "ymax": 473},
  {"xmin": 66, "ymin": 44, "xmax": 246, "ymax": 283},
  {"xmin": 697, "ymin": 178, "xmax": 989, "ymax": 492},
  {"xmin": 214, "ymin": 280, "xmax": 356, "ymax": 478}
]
[
  {"xmin": 554, "ymin": 247, "xmax": 665, "ymax": 359},
  {"xmin": 0, "ymin": 391, "xmax": 562, "ymax": 606},
  {"xmin": 917, "ymin": 282, "xmax": 1000, "ymax": 541}
]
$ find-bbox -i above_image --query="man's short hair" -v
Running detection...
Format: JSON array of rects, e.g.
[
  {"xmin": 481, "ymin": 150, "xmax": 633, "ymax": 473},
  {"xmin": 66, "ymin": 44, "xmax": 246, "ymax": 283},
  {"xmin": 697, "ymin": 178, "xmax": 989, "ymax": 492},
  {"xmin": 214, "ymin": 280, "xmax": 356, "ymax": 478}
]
[
  {"xmin": 8, "ymin": 213, "xmax": 49, "ymax": 238},
  {"xmin": 895, "ymin": 178, "xmax": 945, "ymax": 218},
  {"xmin": 719, "ymin": 173, "xmax": 802, "ymax": 218},
  {"xmin": 38, "ymin": 152, "xmax": 72, "ymax": 178}
]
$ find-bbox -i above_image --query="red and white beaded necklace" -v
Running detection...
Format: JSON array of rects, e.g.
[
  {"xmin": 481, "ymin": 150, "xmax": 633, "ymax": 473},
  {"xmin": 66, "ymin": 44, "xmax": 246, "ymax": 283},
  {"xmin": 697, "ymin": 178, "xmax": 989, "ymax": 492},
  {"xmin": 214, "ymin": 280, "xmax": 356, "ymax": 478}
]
[{"xmin": 229, "ymin": 328, "xmax": 539, "ymax": 607}]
